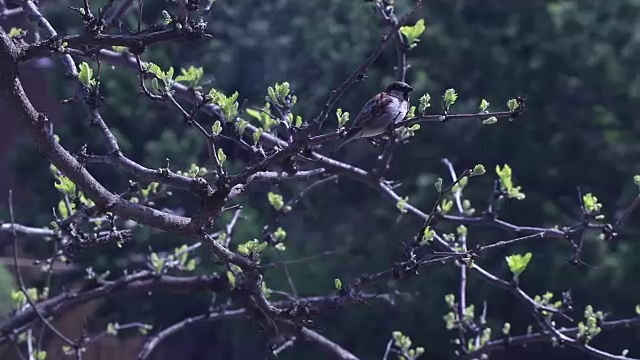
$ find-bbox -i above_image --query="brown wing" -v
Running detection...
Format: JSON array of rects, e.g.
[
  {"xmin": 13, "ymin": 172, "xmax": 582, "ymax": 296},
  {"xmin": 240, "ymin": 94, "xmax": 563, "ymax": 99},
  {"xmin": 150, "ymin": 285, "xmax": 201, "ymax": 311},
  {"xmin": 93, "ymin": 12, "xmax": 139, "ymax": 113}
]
[{"xmin": 350, "ymin": 93, "xmax": 394, "ymax": 130}]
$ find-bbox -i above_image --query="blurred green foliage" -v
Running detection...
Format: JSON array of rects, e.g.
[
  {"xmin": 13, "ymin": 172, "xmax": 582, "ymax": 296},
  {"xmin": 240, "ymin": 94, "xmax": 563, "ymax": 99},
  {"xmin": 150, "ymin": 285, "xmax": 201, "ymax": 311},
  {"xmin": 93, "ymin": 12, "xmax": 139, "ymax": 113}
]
[{"xmin": 5, "ymin": 0, "xmax": 640, "ymax": 359}]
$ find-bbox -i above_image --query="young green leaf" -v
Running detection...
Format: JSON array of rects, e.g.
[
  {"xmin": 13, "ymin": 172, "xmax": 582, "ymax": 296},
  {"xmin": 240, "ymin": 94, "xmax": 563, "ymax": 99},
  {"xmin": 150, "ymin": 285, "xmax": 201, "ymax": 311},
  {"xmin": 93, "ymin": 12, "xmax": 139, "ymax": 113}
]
[
  {"xmin": 479, "ymin": 99, "xmax": 490, "ymax": 112},
  {"xmin": 161, "ymin": 10, "xmax": 172, "ymax": 24},
  {"xmin": 418, "ymin": 93, "xmax": 431, "ymax": 113},
  {"xmin": 507, "ymin": 98, "xmax": 520, "ymax": 112},
  {"xmin": 421, "ymin": 226, "xmax": 435, "ymax": 244},
  {"xmin": 209, "ymin": 89, "xmax": 240, "ymax": 121},
  {"xmin": 211, "ymin": 120, "xmax": 222, "ymax": 135},
  {"xmin": 397, "ymin": 196, "xmax": 409, "ymax": 214},
  {"xmin": 106, "ymin": 323, "xmax": 117, "ymax": 335},
  {"xmin": 175, "ymin": 66, "xmax": 204, "ymax": 88},
  {"xmin": 253, "ymin": 128, "xmax": 264, "ymax": 145},
  {"xmin": 505, "ymin": 252, "xmax": 533, "ymax": 279},
  {"xmin": 582, "ymin": 193, "xmax": 602, "ymax": 215},
  {"xmin": 502, "ymin": 322, "xmax": 511, "ymax": 335},
  {"xmin": 334, "ymin": 278, "xmax": 342, "ymax": 290},
  {"xmin": 236, "ymin": 119, "xmax": 248, "ymax": 136},
  {"xmin": 443, "ymin": 89, "xmax": 458, "ymax": 110},
  {"xmin": 435, "ymin": 177, "xmax": 443, "ymax": 192},
  {"xmin": 336, "ymin": 108, "xmax": 350, "ymax": 128},
  {"xmin": 273, "ymin": 227, "xmax": 287, "ymax": 241},
  {"xmin": 145, "ymin": 63, "xmax": 165, "ymax": 80},
  {"xmin": 267, "ymin": 192, "xmax": 284, "ymax": 210},
  {"xmin": 496, "ymin": 164, "xmax": 525, "ymax": 200},
  {"xmin": 78, "ymin": 62, "xmax": 94, "ymax": 88},
  {"xmin": 217, "ymin": 148, "xmax": 226, "ymax": 165},
  {"xmin": 112, "ymin": 45, "xmax": 128, "ymax": 53},
  {"xmin": 8, "ymin": 27, "xmax": 23, "ymax": 38},
  {"xmin": 471, "ymin": 164, "xmax": 486, "ymax": 176},
  {"xmin": 440, "ymin": 199, "xmax": 453, "ymax": 214},
  {"xmin": 400, "ymin": 19, "xmax": 426, "ymax": 48}
]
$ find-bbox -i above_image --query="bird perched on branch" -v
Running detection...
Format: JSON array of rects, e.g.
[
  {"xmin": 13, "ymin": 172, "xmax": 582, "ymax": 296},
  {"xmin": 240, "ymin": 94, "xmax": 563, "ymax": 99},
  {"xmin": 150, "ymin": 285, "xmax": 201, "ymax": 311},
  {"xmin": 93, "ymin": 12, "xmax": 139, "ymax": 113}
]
[{"xmin": 329, "ymin": 81, "xmax": 413, "ymax": 155}]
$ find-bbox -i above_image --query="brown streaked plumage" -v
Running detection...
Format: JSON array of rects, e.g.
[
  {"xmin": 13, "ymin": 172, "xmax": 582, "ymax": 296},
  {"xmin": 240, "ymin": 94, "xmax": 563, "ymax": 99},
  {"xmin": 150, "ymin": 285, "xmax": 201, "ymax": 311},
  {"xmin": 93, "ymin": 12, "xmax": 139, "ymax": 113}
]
[{"xmin": 330, "ymin": 81, "xmax": 413, "ymax": 155}]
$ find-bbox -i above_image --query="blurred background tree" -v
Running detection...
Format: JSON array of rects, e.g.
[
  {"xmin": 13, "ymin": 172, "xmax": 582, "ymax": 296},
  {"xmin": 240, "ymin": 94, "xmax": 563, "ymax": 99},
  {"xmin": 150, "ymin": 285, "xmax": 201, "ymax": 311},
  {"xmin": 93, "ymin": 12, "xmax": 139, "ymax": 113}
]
[{"xmin": 3, "ymin": 0, "xmax": 640, "ymax": 359}]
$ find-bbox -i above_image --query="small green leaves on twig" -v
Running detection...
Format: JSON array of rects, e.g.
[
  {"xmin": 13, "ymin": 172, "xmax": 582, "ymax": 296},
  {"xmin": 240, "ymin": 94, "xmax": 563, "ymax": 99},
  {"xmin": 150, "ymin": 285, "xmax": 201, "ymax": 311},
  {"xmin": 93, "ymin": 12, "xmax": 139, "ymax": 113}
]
[
  {"xmin": 421, "ymin": 226, "xmax": 435, "ymax": 244},
  {"xmin": 634, "ymin": 175, "xmax": 640, "ymax": 189},
  {"xmin": 507, "ymin": 98, "xmax": 520, "ymax": 113},
  {"xmin": 471, "ymin": 164, "xmax": 486, "ymax": 177},
  {"xmin": 395, "ymin": 123, "xmax": 421, "ymax": 141},
  {"xmin": 175, "ymin": 66, "xmax": 204, "ymax": 88},
  {"xmin": 53, "ymin": 172, "xmax": 76, "ymax": 197},
  {"xmin": 434, "ymin": 177, "xmax": 443, "ymax": 193},
  {"xmin": 582, "ymin": 193, "xmax": 603, "ymax": 219},
  {"xmin": 406, "ymin": 123, "xmax": 420, "ymax": 136},
  {"xmin": 246, "ymin": 103, "xmax": 276, "ymax": 131},
  {"xmin": 186, "ymin": 163, "xmax": 207, "ymax": 178},
  {"xmin": 336, "ymin": 108, "xmax": 350, "ymax": 128},
  {"xmin": 252, "ymin": 128, "xmax": 264, "ymax": 145},
  {"xmin": 216, "ymin": 148, "xmax": 227, "ymax": 166},
  {"xmin": 237, "ymin": 239, "xmax": 268, "ymax": 255},
  {"xmin": 334, "ymin": 278, "xmax": 342, "ymax": 290},
  {"xmin": 533, "ymin": 291, "xmax": 563, "ymax": 317},
  {"xmin": 406, "ymin": 106, "xmax": 416, "ymax": 119},
  {"xmin": 207, "ymin": 89, "xmax": 239, "ymax": 121},
  {"xmin": 161, "ymin": 10, "xmax": 172, "ymax": 25},
  {"xmin": 392, "ymin": 331, "xmax": 425, "ymax": 360},
  {"xmin": 418, "ymin": 94, "xmax": 431, "ymax": 113},
  {"xmin": 577, "ymin": 305, "xmax": 603, "ymax": 343},
  {"xmin": 505, "ymin": 252, "xmax": 532, "ymax": 281},
  {"xmin": 502, "ymin": 322, "xmax": 511, "ymax": 335},
  {"xmin": 439, "ymin": 199, "xmax": 453, "ymax": 214},
  {"xmin": 273, "ymin": 227, "xmax": 287, "ymax": 242},
  {"xmin": 150, "ymin": 252, "xmax": 164, "ymax": 274},
  {"xmin": 462, "ymin": 199, "xmax": 475, "ymax": 216},
  {"xmin": 479, "ymin": 99, "xmax": 490, "ymax": 113},
  {"xmin": 226, "ymin": 270, "xmax": 237, "ymax": 288},
  {"xmin": 50, "ymin": 164, "xmax": 94, "ymax": 217},
  {"xmin": 235, "ymin": 119, "xmax": 248, "ymax": 136},
  {"xmin": 287, "ymin": 113, "xmax": 303, "ymax": 127},
  {"xmin": 8, "ymin": 27, "xmax": 24, "ymax": 38},
  {"xmin": 444, "ymin": 293, "xmax": 455, "ymax": 308},
  {"xmin": 400, "ymin": 19, "xmax": 426, "ymax": 49},
  {"xmin": 496, "ymin": 164, "xmax": 525, "ymax": 200},
  {"xmin": 443, "ymin": 88, "xmax": 458, "ymax": 111},
  {"xmin": 273, "ymin": 227, "xmax": 287, "ymax": 251},
  {"xmin": 140, "ymin": 182, "xmax": 159, "ymax": 199},
  {"xmin": 267, "ymin": 192, "xmax": 284, "ymax": 210},
  {"xmin": 211, "ymin": 120, "xmax": 222, "ymax": 136},
  {"xmin": 111, "ymin": 45, "xmax": 128, "ymax": 53},
  {"xmin": 78, "ymin": 62, "xmax": 97, "ymax": 90},
  {"xmin": 267, "ymin": 82, "xmax": 296, "ymax": 107},
  {"xmin": 146, "ymin": 63, "xmax": 175, "ymax": 91},
  {"xmin": 397, "ymin": 196, "xmax": 409, "ymax": 214}
]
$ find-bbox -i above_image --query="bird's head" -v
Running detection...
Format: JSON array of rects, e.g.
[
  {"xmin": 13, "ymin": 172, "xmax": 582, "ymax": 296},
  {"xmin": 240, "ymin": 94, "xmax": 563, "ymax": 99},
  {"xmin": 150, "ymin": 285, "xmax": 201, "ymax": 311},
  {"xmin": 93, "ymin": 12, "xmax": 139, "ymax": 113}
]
[{"xmin": 385, "ymin": 81, "xmax": 414, "ymax": 100}]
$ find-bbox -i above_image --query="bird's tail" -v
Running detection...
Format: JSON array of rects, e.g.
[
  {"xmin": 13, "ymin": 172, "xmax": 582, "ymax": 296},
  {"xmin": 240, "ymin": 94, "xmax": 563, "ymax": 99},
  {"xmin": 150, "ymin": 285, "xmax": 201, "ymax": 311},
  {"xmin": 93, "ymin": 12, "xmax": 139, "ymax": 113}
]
[{"xmin": 328, "ymin": 136, "xmax": 356, "ymax": 157}]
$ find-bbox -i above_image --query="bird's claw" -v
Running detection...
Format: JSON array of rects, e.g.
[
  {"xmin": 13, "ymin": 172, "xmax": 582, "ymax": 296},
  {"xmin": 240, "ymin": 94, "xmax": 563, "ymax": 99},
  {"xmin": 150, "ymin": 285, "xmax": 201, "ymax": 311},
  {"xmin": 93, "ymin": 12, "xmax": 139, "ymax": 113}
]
[{"xmin": 381, "ymin": 179, "xmax": 402, "ymax": 189}]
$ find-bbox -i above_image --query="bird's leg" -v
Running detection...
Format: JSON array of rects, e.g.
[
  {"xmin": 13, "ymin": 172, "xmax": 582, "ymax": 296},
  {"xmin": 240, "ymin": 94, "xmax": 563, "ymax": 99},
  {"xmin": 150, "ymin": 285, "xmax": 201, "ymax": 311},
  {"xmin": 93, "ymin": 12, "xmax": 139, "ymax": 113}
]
[{"xmin": 381, "ymin": 178, "xmax": 402, "ymax": 189}]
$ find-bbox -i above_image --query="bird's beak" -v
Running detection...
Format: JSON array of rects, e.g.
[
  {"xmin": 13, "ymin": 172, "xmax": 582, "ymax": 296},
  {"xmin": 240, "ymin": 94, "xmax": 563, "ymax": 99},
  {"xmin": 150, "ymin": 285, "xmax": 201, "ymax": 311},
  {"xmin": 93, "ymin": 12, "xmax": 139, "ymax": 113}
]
[{"xmin": 406, "ymin": 85, "xmax": 414, "ymax": 92}]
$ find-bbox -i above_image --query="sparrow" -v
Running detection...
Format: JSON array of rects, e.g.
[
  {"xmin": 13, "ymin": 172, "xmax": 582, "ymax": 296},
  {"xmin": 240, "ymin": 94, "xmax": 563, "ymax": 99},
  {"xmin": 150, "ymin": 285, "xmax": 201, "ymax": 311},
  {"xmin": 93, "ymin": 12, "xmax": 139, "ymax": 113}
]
[{"xmin": 330, "ymin": 81, "xmax": 413, "ymax": 155}]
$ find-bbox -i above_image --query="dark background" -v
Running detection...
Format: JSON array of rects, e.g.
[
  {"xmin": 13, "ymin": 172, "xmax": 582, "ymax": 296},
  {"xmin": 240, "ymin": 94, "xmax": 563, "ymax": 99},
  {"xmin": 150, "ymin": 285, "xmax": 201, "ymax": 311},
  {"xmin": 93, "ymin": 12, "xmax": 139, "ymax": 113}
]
[{"xmin": 2, "ymin": 0, "xmax": 640, "ymax": 359}]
